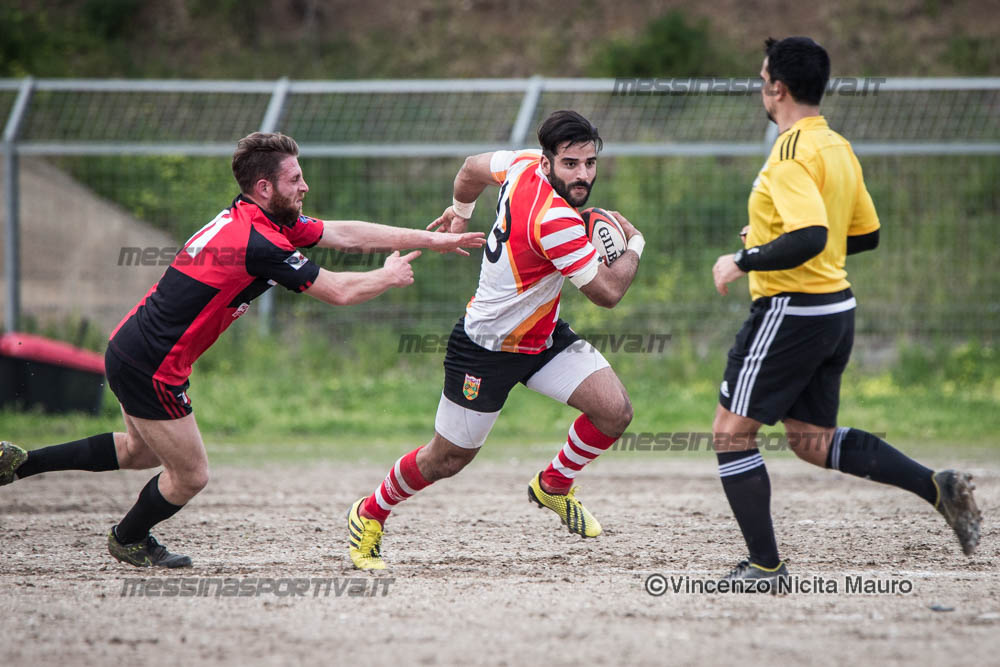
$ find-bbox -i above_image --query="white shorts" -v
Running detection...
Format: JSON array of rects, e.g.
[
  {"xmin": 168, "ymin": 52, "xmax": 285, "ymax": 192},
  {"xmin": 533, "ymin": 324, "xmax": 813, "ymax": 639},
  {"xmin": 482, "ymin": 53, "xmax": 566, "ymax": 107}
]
[{"xmin": 434, "ymin": 338, "xmax": 610, "ymax": 449}]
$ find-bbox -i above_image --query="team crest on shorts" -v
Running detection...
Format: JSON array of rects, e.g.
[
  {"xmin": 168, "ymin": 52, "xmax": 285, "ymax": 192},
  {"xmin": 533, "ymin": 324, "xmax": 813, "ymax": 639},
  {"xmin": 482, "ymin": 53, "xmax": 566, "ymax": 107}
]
[{"xmin": 463, "ymin": 373, "xmax": 482, "ymax": 400}]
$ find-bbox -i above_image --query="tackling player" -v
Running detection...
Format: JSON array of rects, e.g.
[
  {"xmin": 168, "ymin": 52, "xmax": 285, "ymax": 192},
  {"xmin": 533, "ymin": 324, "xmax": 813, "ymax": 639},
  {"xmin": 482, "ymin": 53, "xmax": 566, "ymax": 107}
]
[
  {"xmin": 0, "ymin": 132, "xmax": 485, "ymax": 568},
  {"xmin": 710, "ymin": 37, "xmax": 981, "ymax": 583},
  {"xmin": 347, "ymin": 110, "xmax": 646, "ymax": 570}
]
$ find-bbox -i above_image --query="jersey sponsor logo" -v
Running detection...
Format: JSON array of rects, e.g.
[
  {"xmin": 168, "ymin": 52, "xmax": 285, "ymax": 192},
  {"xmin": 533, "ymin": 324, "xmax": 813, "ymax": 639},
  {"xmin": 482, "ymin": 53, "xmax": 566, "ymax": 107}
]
[
  {"xmin": 232, "ymin": 303, "xmax": 250, "ymax": 319},
  {"xmin": 285, "ymin": 251, "xmax": 308, "ymax": 270},
  {"xmin": 463, "ymin": 373, "xmax": 482, "ymax": 401}
]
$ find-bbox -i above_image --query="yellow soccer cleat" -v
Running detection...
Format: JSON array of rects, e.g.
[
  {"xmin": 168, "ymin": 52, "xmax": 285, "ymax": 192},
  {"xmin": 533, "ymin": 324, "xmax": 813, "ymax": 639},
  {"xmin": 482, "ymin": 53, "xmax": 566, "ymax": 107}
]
[
  {"xmin": 527, "ymin": 472, "xmax": 602, "ymax": 538},
  {"xmin": 348, "ymin": 497, "xmax": 386, "ymax": 570}
]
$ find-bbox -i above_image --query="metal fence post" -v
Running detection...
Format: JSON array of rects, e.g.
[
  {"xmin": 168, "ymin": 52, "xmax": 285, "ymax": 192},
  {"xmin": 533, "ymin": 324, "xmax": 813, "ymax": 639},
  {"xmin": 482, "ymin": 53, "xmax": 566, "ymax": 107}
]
[
  {"xmin": 3, "ymin": 77, "xmax": 34, "ymax": 334},
  {"xmin": 509, "ymin": 75, "xmax": 543, "ymax": 146},
  {"xmin": 256, "ymin": 77, "xmax": 291, "ymax": 336}
]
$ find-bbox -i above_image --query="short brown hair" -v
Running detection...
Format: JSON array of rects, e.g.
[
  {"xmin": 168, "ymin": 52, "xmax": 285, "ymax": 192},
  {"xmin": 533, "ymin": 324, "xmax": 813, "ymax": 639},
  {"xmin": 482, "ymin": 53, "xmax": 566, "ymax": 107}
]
[
  {"xmin": 537, "ymin": 110, "xmax": 602, "ymax": 163},
  {"xmin": 232, "ymin": 132, "xmax": 300, "ymax": 194}
]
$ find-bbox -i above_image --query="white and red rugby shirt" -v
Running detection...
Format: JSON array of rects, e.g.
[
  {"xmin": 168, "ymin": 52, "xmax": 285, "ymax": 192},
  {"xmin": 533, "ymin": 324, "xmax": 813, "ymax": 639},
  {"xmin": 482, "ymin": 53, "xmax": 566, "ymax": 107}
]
[{"xmin": 464, "ymin": 149, "xmax": 600, "ymax": 354}]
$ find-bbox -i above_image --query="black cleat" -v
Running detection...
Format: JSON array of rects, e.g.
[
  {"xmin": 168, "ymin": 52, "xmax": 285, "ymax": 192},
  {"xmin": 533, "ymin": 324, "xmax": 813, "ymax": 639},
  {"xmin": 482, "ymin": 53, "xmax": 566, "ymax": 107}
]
[
  {"xmin": 721, "ymin": 559, "xmax": 789, "ymax": 593},
  {"xmin": 0, "ymin": 441, "xmax": 28, "ymax": 486},
  {"xmin": 108, "ymin": 528, "xmax": 193, "ymax": 568},
  {"xmin": 933, "ymin": 470, "xmax": 982, "ymax": 556}
]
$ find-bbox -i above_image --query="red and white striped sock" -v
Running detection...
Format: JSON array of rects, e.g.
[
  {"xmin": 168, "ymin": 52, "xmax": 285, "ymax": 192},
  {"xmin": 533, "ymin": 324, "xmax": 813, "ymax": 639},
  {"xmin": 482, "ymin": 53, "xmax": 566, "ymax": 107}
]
[
  {"xmin": 361, "ymin": 446, "xmax": 432, "ymax": 525},
  {"xmin": 540, "ymin": 414, "xmax": 617, "ymax": 494}
]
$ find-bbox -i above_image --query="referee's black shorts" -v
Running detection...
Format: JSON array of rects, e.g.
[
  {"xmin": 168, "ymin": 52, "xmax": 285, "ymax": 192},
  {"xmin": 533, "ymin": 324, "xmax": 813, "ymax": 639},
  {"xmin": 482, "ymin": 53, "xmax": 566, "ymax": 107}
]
[{"xmin": 719, "ymin": 288, "xmax": 855, "ymax": 427}]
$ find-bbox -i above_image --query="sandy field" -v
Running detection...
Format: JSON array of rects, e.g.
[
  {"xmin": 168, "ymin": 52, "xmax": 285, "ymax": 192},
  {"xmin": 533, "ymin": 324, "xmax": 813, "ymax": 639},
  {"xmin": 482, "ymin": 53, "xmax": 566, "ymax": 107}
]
[{"xmin": 1, "ymin": 458, "xmax": 997, "ymax": 666}]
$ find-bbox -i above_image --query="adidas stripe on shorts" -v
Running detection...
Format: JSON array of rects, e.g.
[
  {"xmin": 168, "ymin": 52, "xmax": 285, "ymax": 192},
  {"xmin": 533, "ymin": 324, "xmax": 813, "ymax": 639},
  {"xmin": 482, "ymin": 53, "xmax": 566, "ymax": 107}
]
[{"xmin": 719, "ymin": 288, "xmax": 855, "ymax": 427}]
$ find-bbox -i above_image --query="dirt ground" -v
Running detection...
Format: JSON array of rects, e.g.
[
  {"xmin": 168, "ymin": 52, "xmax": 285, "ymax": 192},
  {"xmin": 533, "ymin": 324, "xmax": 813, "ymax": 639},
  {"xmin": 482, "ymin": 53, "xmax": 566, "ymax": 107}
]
[{"xmin": 1, "ymin": 459, "xmax": 997, "ymax": 666}]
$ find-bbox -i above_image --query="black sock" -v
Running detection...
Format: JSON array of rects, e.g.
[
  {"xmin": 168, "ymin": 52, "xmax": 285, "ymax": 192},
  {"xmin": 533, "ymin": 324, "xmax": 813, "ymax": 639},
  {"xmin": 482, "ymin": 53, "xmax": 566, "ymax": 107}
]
[
  {"xmin": 717, "ymin": 449, "xmax": 781, "ymax": 569},
  {"xmin": 826, "ymin": 427, "xmax": 937, "ymax": 505},
  {"xmin": 114, "ymin": 474, "xmax": 184, "ymax": 544},
  {"xmin": 16, "ymin": 433, "xmax": 119, "ymax": 478}
]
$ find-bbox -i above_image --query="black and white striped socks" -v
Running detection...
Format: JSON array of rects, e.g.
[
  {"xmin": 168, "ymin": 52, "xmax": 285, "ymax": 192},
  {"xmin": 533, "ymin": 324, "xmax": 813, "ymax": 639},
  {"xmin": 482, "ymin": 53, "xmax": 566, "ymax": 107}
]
[
  {"xmin": 827, "ymin": 427, "xmax": 937, "ymax": 504},
  {"xmin": 717, "ymin": 448, "xmax": 781, "ymax": 569}
]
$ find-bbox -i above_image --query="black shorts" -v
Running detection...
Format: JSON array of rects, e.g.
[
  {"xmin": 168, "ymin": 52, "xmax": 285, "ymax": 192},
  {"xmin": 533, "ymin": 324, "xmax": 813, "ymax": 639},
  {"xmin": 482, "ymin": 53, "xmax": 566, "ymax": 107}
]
[
  {"xmin": 105, "ymin": 346, "xmax": 193, "ymax": 420},
  {"xmin": 719, "ymin": 289, "xmax": 855, "ymax": 427},
  {"xmin": 442, "ymin": 317, "xmax": 581, "ymax": 413}
]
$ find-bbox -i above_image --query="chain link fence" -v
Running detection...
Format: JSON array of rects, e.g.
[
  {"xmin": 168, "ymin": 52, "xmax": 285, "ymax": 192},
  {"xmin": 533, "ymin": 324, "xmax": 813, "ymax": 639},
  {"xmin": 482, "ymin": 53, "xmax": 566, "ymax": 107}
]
[{"xmin": 1, "ymin": 77, "xmax": 998, "ymax": 347}]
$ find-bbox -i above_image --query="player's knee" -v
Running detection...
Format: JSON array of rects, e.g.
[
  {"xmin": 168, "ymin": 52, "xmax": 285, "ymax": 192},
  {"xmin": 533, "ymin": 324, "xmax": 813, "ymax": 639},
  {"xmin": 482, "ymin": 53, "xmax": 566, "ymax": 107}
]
[
  {"xmin": 178, "ymin": 466, "xmax": 210, "ymax": 497},
  {"xmin": 621, "ymin": 397, "xmax": 634, "ymax": 428},
  {"xmin": 597, "ymin": 395, "xmax": 633, "ymax": 438}
]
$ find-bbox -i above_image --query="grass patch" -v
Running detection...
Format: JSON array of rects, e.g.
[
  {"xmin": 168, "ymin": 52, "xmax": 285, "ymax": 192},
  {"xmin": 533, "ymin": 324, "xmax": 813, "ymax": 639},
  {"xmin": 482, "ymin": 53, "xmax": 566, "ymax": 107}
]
[{"xmin": 2, "ymin": 329, "xmax": 997, "ymax": 465}]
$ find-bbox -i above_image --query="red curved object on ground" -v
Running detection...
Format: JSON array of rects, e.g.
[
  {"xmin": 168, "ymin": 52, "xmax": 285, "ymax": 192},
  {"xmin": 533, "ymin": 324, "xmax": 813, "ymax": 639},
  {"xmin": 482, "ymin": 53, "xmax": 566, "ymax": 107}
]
[{"xmin": 0, "ymin": 332, "xmax": 105, "ymax": 375}]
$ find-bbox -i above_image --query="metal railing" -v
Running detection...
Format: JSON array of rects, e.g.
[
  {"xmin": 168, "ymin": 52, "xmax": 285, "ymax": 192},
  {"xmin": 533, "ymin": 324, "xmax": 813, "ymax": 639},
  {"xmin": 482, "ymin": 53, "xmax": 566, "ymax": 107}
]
[{"xmin": 2, "ymin": 76, "xmax": 999, "ymax": 336}]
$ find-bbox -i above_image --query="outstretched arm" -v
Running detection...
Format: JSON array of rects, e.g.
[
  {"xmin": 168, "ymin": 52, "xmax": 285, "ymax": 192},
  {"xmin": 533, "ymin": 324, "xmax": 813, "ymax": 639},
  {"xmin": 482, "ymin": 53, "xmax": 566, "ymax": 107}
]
[{"xmin": 315, "ymin": 220, "xmax": 485, "ymax": 256}]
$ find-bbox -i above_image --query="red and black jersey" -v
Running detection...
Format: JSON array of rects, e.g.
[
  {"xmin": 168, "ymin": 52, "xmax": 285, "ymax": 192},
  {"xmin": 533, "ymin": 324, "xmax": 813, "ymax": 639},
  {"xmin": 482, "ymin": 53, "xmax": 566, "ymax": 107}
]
[{"xmin": 109, "ymin": 195, "xmax": 323, "ymax": 385}]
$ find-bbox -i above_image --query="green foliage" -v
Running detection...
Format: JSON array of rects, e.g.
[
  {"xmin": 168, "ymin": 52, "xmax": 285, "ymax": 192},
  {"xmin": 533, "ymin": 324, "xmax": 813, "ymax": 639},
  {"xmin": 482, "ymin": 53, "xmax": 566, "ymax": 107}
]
[
  {"xmin": 892, "ymin": 340, "xmax": 1000, "ymax": 396},
  {"xmin": 0, "ymin": 2, "xmax": 996, "ymax": 79},
  {"xmin": 588, "ymin": 11, "xmax": 744, "ymax": 77},
  {"xmin": 18, "ymin": 314, "xmax": 108, "ymax": 353},
  {"xmin": 943, "ymin": 36, "xmax": 999, "ymax": 75},
  {"xmin": 57, "ymin": 156, "xmax": 236, "ymax": 242},
  {"xmin": 45, "ymin": 150, "xmax": 1000, "ymax": 341},
  {"xmin": 0, "ymin": 7, "xmax": 54, "ymax": 76},
  {"xmin": 82, "ymin": 0, "xmax": 143, "ymax": 39}
]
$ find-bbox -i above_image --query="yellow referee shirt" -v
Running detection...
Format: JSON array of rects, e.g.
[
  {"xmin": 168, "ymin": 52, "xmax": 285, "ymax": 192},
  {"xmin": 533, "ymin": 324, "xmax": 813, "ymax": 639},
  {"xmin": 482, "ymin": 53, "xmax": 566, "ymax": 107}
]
[{"xmin": 745, "ymin": 115, "xmax": 880, "ymax": 300}]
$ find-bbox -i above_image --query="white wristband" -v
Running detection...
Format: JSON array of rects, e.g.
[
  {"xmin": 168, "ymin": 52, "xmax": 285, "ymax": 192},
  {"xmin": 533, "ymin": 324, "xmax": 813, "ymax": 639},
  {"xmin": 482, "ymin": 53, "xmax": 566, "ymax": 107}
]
[
  {"xmin": 452, "ymin": 197, "xmax": 476, "ymax": 219},
  {"xmin": 627, "ymin": 234, "xmax": 645, "ymax": 259}
]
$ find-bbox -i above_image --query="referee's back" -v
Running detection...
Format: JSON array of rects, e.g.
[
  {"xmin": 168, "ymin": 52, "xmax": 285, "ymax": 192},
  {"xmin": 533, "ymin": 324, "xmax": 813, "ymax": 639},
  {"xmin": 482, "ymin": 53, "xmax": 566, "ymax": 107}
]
[{"xmin": 746, "ymin": 115, "xmax": 881, "ymax": 300}]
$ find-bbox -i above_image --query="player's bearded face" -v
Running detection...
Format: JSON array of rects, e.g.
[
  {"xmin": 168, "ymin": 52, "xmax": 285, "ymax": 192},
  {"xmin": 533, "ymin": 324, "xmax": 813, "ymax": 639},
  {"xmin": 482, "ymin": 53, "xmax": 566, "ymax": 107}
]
[
  {"xmin": 549, "ymin": 170, "xmax": 595, "ymax": 208},
  {"xmin": 545, "ymin": 142, "xmax": 598, "ymax": 208},
  {"xmin": 268, "ymin": 185, "xmax": 302, "ymax": 225},
  {"xmin": 266, "ymin": 155, "xmax": 308, "ymax": 225}
]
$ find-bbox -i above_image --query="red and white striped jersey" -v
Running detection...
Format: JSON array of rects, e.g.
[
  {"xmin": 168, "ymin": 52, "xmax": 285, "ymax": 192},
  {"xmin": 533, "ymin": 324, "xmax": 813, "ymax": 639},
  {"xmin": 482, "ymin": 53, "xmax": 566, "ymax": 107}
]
[{"xmin": 464, "ymin": 149, "xmax": 600, "ymax": 354}]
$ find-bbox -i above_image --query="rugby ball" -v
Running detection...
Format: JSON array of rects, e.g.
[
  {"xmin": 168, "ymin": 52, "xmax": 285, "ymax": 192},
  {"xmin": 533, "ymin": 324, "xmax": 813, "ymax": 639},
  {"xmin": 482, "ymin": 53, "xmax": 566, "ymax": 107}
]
[{"xmin": 581, "ymin": 207, "xmax": 627, "ymax": 265}]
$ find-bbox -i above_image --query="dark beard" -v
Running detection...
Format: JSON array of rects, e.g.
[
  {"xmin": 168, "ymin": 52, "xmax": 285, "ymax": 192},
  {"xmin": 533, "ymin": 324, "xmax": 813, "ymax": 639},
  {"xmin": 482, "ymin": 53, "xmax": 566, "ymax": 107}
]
[
  {"xmin": 549, "ymin": 172, "xmax": 595, "ymax": 208},
  {"xmin": 268, "ymin": 190, "xmax": 301, "ymax": 226}
]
